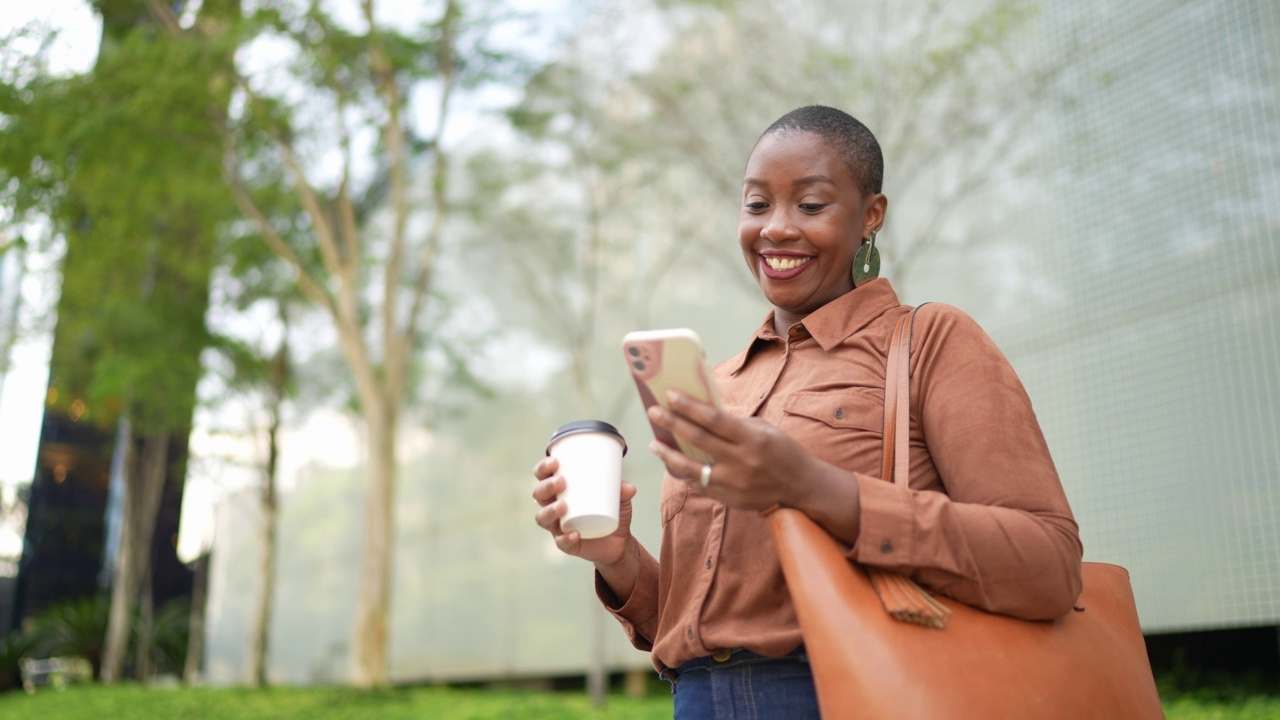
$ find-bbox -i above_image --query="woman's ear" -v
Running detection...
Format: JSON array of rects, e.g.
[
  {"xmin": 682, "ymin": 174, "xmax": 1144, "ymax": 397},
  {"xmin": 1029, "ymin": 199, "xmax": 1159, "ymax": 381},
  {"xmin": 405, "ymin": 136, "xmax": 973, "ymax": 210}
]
[{"xmin": 864, "ymin": 193, "xmax": 888, "ymax": 238}]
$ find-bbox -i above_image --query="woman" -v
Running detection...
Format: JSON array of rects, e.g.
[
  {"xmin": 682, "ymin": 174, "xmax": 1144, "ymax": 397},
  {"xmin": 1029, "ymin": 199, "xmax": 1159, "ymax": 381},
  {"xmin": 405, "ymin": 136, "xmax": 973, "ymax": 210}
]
[{"xmin": 531, "ymin": 105, "xmax": 1082, "ymax": 718}]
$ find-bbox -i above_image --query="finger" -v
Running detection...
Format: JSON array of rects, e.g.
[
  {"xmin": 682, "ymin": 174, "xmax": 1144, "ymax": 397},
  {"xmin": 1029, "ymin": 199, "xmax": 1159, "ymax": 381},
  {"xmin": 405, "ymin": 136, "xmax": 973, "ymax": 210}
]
[
  {"xmin": 665, "ymin": 390, "xmax": 745, "ymax": 443},
  {"xmin": 647, "ymin": 403, "xmax": 733, "ymax": 461},
  {"xmin": 533, "ymin": 456, "xmax": 559, "ymax": 480},
  {"xmin": 648, "ymin": 440, "xmax": 707, "ymax": 488},
  {"xmin": 532, "ymin": 476, "xmax": 566, "ymax": 507},
  {"xmin": 554, "ymin": 529, "xmax": 581, "ymax": 554},
  {"xmin": 535, "ymin": 498, "xmax": 568, "ymax": 531},
  {"xmin": 620, "ymin": 481, "xmax": 637, "ymax": 503}
]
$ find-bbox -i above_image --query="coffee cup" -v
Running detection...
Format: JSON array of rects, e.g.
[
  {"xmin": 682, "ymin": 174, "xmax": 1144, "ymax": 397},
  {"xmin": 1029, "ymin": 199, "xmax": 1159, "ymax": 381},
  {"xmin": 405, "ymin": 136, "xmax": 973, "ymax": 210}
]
[{"xmin": 546, "ymin": 420, "xmax": 628, "ymax": 539}]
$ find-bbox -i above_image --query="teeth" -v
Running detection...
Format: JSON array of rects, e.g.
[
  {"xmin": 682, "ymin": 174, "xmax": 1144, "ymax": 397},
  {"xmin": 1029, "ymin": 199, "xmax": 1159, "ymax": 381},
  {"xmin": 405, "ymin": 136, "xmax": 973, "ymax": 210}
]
[{"xmin": 764, "ymin": 256, "xmax": 812, "ymax": 271}]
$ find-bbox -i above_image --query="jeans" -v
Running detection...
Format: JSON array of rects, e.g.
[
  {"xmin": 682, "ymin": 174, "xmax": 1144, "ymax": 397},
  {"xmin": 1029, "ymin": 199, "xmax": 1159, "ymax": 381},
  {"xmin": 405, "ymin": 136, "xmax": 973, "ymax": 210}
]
[{"xmin": 665, "ymin": 647, "xmax": 820, "ymax": 720}]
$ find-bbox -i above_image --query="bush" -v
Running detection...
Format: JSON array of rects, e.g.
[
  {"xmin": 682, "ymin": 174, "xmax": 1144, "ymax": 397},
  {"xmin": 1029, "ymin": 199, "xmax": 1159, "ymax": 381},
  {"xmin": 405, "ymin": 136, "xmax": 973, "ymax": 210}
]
[
  {"xmin": 0, "ymin": 629, "xmax": 38, "ymax": 693},
  {"xmin": 27, "ymin": 596, "xmax": 108, "ymax": 678}
]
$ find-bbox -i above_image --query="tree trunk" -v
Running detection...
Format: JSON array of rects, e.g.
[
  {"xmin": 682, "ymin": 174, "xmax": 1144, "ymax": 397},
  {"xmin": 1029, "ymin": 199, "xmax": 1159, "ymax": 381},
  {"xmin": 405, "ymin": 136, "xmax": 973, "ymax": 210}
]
[
  {"xmin": 101, "ymin": 427, "xmax": 171, "ymax": 683},
  {"xmin": 350, "ymin": 395, "xmax": 397, "ymax": 689},
  {"xmin": 249, "ymin": 330, "xmax": 287, "ymax": 687},
  {"xmin": 134, "ymin": 563, "xmax": 154, "ymax": 682},
  {"xmin": 183, "ymin": 550, "xmax": 209, "ymax": 684}
]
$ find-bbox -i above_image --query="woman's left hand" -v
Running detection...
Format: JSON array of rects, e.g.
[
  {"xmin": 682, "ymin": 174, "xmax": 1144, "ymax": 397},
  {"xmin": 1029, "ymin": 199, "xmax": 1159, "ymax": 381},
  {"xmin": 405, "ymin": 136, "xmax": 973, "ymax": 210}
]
[{"xmin": 646, "ymin": 390, "xmax": 817, "ymax": 511}]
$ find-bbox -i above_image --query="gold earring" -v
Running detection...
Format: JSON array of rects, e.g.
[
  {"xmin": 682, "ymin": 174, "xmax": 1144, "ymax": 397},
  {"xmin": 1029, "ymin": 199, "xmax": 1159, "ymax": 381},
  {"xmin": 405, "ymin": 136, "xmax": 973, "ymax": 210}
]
[{"xmin": 852, "ymin": 230, "xmax": 881, "ymax": 286}]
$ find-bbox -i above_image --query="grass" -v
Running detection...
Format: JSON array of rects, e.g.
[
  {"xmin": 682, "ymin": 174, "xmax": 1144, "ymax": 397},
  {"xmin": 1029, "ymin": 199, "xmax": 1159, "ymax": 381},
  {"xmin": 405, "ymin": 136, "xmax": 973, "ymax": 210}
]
[
  {"xmin": 0, "ymin": 677, "xmax": 1277, "ymax": 719},
  {"xmin": 0, "ymin": 683, "xmax": 674, "ymax": 719},
  {"xmin": 1158, "ymin": 671, "xmax": 1280, "ymax": 720}
]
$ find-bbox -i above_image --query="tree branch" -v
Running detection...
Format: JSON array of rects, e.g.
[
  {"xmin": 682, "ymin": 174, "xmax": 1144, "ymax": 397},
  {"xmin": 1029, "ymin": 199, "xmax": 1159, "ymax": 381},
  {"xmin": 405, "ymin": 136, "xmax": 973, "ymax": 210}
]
[
  {"xmin": 231, "ymin": 84, "xmax": 348, "ymax": 293},
  {"xmin": 398, "ymin": 0, "xmax": 459, "ymax": 389},
  {"xmin": 220, "ymin": 134, "xmax": 337, "ymax": 320},
  {"xmin": 361, "ymin": 0, "xmax": 411, "ymax": 395},
  {"xmin": 144, "ymin": 0, "xmax": 183, "ymax": 35}
]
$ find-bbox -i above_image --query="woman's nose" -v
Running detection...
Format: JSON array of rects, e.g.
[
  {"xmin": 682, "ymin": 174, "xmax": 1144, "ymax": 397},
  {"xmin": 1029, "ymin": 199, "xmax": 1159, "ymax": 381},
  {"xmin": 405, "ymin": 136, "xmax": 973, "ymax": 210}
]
[{"xmin": 761, "ymin": 209, "xmax": 799, "ymax": 241}]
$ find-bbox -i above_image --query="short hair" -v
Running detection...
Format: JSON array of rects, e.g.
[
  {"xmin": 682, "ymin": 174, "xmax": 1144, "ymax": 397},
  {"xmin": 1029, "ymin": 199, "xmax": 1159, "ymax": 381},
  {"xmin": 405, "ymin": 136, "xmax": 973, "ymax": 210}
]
[{"xmin": 759, "ymin": 106, "xmax": 884, "ymax": 196}]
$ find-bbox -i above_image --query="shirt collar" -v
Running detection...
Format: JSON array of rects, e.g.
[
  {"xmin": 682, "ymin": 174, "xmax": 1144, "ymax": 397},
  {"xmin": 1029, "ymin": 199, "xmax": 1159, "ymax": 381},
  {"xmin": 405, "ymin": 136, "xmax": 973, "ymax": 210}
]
[{"xmin": 727, "ymin": 278, "xmax": 901, "ymax": 375}]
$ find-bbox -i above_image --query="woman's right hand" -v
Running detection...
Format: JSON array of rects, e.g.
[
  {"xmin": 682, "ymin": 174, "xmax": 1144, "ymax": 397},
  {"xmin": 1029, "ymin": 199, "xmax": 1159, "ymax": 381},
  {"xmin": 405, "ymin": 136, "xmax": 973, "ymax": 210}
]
[{"xmin": 532, "ymin": 456, "xmax": 638, "ymax": 569}]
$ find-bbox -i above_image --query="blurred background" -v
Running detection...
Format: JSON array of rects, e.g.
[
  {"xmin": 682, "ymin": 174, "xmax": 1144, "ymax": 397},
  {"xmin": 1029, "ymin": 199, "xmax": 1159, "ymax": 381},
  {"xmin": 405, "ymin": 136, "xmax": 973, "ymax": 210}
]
[{"xmin": 0, "ymin": 0, "xmax": 1276, "ymax": 698}]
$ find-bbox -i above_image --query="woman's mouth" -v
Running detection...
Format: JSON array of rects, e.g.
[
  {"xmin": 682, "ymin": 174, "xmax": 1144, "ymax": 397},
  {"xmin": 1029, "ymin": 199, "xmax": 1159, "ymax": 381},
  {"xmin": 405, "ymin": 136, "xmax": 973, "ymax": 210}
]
[{"xmin": 761, "ymin": 254, "xmax": 813, "ymax": 279}]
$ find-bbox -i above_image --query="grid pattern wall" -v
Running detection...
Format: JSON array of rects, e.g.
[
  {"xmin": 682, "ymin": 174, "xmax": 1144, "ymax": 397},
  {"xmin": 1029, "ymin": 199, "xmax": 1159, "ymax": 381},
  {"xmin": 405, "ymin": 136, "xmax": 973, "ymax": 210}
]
[
  {"xmin": 971, "ymin": 0, "xmax": 1280, "ymax": 632},
  {"xmin": 198, "ymin": 0, "xmax": 1280, "ymax": 684}
]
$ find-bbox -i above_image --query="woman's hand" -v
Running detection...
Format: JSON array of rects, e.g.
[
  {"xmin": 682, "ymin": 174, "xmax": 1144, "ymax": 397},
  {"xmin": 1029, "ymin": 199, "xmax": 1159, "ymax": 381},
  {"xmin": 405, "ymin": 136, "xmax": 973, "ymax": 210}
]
[
  {"xmin": 645, "ymin": 390, "xmax": 821, "ymax": 511},
  {"xmin": 532, "ymin": 456, "xmax": 638, "ymax": 567},
  {"xmin": 648, "ymin": 390, "xmax": 862, "ymax": 543}
]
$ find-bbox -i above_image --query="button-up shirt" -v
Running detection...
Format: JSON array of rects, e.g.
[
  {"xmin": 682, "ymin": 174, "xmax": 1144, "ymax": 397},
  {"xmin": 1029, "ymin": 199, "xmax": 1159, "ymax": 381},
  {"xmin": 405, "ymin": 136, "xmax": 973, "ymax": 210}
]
[{"xmin": 597, "ymin": 278, "xmax": 1083, "ymax": 671}]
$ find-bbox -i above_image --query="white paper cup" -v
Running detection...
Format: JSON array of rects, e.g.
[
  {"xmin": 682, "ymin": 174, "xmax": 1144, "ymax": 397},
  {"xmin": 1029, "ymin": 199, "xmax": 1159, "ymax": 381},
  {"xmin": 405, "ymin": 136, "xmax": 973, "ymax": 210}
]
[{"xmin": 546, "ymin": 420, "xmax": 628, "ymax": 539}]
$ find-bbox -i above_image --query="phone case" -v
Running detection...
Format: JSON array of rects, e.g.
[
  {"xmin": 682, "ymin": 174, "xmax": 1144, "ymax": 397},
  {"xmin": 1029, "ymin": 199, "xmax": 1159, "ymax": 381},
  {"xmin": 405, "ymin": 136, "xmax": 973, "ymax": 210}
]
[{"xmin": 621, "ymin": 328, "xmax": 722, "ymax": 464}]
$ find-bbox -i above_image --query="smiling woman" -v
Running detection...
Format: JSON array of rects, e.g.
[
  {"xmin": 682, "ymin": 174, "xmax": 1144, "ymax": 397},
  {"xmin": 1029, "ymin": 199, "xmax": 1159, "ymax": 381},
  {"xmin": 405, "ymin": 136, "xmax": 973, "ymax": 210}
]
[
  {"xmin": 739, "ymin": 129, "xmax": 884, "ymax": 334},
  {"xmin": 530, "ymin": 104, "xmax": 1083, "ymax": 719}
]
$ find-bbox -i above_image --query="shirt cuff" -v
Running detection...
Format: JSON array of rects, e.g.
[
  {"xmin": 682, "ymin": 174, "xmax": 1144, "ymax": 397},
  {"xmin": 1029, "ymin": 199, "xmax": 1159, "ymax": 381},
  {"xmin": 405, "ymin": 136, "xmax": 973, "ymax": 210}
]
[
  {"xmin": 594, "ymin": 550, "xmax": 661, "ymax": 651},
  {"xmin": 850, "ymin": 473, "xmax": 915, "ymax": 569}
]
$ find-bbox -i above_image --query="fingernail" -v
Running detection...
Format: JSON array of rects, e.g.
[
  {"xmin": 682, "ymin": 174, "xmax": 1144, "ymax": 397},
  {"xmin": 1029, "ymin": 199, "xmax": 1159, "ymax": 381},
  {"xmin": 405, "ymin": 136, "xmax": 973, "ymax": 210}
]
[{"xmin": 648, "ymin": 441, "xmax": 661, "ymax": 454}]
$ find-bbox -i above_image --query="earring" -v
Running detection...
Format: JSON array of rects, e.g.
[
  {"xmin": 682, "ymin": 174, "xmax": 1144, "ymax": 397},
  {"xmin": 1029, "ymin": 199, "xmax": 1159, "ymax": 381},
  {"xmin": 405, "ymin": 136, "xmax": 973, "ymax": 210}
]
[{"xmin": 852, "ymin": 230, "xmax": 881, "ymax": 286}]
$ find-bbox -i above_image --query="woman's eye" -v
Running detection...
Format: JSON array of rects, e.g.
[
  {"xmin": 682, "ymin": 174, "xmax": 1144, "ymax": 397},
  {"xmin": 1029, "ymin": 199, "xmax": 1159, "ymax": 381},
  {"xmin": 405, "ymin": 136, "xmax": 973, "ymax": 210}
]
[
  {"xmin": 745, "ymin": 201, "xmax": 769, "ymax": 211},
  {"xmin": 800, "ymin": 203, "xmax": 827, "ymax": 212}
]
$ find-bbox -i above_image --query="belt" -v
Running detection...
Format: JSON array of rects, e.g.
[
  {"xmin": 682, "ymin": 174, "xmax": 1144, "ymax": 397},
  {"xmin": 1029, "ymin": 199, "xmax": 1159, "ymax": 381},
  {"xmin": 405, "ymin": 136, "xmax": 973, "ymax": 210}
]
[{"xmin": 659, "ymin": 646, "xmax": 808, "ymax": 684}]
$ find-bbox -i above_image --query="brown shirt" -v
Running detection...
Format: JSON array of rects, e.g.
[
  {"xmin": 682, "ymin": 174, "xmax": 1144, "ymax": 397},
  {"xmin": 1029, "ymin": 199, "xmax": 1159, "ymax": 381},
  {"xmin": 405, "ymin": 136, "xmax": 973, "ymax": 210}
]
[{"xmin": 597, "ymin": 279, "xmax": 1083, "ymax": 671}]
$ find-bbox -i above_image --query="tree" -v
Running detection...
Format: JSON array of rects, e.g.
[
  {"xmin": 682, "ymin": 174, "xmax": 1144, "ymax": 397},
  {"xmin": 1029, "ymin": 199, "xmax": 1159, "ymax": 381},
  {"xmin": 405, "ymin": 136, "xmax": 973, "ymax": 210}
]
[
  {"xmin": 0, "ymin": 0, "xmax": 245, "ymax": 683},
  {"xmin": 147, "ymin": 0, "xmax": 513, "ymax": 687}
]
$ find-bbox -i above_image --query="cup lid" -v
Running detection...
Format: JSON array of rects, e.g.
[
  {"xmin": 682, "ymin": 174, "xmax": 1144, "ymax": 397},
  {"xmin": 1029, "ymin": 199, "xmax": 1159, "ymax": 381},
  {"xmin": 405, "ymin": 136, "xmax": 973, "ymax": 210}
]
[{"xmin": 546, "ymin": 420, "xmax": 627, "ymax": 456}]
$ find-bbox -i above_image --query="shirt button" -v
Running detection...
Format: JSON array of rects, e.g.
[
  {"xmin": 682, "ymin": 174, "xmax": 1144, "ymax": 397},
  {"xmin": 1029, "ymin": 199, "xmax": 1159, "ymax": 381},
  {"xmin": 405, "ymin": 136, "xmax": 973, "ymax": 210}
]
[
  {"xmin": 834, "ymin": 408, "xmax": 844, "ymax": 420},
  {"xmin": 706, "ymin": 557, "xmax": 713, "ymax": 569},
  {"xmin": 880, "ymin": 540, "xmax": 894, "ymax": 554},
  {"xmin": 687, "ymin": 627, "xmax": 694, "ymax": 639}
]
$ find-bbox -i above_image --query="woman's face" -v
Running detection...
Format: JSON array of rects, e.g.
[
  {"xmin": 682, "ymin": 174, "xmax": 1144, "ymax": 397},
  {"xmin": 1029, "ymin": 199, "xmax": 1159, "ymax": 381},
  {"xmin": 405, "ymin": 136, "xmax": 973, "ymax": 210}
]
[{"xmin": 739, "ymin": 131, "xmax": 884, "ymax": 327}]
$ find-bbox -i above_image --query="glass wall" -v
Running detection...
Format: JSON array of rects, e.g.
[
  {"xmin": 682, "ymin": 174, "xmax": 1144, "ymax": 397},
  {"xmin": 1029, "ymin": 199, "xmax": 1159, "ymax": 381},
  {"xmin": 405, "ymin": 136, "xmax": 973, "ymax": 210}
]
[{"xmin": 200, "ymin": 0, "xmax": 1280, "ymax": 684}]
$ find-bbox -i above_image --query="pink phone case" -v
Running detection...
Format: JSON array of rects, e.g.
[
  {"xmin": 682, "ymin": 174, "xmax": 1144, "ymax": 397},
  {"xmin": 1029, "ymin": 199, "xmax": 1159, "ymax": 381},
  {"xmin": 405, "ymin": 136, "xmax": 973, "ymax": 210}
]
[{"xmin": 621, "ymin": 329, "xmax": 721, "ymax": 463}]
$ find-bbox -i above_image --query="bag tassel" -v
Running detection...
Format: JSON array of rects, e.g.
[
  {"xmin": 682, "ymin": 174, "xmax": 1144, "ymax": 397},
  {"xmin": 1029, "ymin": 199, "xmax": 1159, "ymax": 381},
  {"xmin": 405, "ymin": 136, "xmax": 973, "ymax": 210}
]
[{"xmin": 866, "ymin": 567, "xmax": 953, "ymax": 629}]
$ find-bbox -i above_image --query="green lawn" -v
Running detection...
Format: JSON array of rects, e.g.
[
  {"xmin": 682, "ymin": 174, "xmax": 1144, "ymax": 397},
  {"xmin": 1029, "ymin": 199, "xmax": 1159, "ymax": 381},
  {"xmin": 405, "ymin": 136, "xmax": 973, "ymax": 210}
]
[
  {"xmin": 1, "ymin": 682, "xmax": 1278, "ymax": 719},
  {"xmin": 0, "ymin": 684, "xmax": 674, "ymax": 719}
]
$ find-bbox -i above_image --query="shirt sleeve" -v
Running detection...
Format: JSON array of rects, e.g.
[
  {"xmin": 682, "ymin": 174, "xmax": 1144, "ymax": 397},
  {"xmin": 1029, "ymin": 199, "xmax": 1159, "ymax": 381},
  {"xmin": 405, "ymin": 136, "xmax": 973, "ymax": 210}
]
[
  {"xmin": 851, "ymin": 304, "xmax": 1084, "ymax": 620},
  {"xmin": 594, "ymin": 543, "xmax": 662, "ymax": 651}
]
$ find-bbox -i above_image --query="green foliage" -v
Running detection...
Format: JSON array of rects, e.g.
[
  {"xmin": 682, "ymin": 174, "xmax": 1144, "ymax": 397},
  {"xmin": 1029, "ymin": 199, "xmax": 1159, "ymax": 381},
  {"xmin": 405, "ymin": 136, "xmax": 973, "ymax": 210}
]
[
  {"xmin": 149, "ymin": 597, "xmax": 191, "ymax": 679},
  {"xmin": 26, "ymin": 596, "xmax": 108, "ymax": 677},
  {"xmin": 0, "ymin": 680, "xmax": 1277, "ymax": 718},
  {"xmin": 0, "ymin": 683, "xmax": 674, "ymax": 717},
  {"xmin": 1156, "ymin": 658, "xmax": 1280, "ymax": 718},
  {"xmin": 0, "ymin": 629, "xmax": 39, "ymax": 693},
  {"xmin": 0, "ymin": 16, "xmax": 238, "ymax": 434}
]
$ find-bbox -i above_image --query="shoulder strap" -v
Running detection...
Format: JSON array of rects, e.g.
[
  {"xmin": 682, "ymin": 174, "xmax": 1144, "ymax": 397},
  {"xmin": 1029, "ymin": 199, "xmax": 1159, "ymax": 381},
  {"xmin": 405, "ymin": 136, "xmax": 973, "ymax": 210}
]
[
  {"xmin": 881, "ymin": 305, "xmax": 925, "ymax": 487},
  {"xmin": 868, "ymin": 304, "xmax": 952, "ymax": 628}
]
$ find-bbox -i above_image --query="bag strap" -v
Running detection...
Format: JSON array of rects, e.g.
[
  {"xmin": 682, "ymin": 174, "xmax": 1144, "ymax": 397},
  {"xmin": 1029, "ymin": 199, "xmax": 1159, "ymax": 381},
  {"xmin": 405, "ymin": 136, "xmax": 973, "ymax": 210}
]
[
  {"xmin": 880, "ymin": 309, "xmax": 914, "ymax": 487},
  {"xmin": 867, "ymin": 305, "xmax": 952, "ymax": 628}
]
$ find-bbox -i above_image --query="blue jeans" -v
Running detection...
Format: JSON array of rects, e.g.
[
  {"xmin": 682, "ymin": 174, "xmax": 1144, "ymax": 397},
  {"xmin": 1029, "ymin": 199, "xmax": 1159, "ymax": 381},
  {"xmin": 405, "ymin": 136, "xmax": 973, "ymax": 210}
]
[{"xmin": 665, "ymin": 647, "xmax": 820, "ymax": 720}]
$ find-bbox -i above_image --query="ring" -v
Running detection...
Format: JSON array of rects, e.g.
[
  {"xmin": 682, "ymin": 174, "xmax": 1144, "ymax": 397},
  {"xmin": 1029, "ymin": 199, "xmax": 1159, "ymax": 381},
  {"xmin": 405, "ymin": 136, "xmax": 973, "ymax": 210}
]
[{"xmin": 699, "ymin": 463, "xmax": 713, "ymax": 488}]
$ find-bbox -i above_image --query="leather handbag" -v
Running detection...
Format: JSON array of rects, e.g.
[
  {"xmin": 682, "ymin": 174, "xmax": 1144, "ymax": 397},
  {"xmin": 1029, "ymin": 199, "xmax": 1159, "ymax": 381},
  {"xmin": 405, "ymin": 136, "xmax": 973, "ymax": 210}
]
[{"xmin": 765, "ymin": 308, "xmax": 1165, "ymax": 719}]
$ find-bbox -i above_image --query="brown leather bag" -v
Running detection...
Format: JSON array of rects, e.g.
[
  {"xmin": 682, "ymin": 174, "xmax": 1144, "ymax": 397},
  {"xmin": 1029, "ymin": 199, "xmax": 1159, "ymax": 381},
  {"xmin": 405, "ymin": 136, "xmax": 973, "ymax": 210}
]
[{"xmin": 765, "ymin": 308, "xmax": 1164, "ymax": 719}]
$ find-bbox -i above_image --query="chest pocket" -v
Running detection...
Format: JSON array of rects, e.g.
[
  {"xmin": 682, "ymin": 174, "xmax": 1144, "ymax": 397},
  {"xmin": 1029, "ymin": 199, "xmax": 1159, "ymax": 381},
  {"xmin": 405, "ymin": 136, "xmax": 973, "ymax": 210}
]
[
  {"xmin": 779, "ymin": 390, "xmax": 885, "ymax": 473},
  {"xmin": 659, "ymin": 474, "xmax": 689, "ymax": 527}
]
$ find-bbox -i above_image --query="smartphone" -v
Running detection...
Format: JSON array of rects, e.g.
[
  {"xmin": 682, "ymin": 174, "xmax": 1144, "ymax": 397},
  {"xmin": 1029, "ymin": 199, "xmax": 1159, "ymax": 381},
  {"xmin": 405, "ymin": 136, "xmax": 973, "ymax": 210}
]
[{"xmin": 621, "ymin": 328, "xmax": 723, "ymax": 463}]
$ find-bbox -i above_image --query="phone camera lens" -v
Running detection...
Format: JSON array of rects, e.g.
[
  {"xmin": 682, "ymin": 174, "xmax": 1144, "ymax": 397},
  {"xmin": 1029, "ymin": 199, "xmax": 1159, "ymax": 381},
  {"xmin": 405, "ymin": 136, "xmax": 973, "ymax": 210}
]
[
  {"xmin": 632, "ymin": 361, "xmax": 645, "ymax": 371},
  {"xmin": 628, "ymin": 347, "xmax": 640, "ymax": 357}
]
